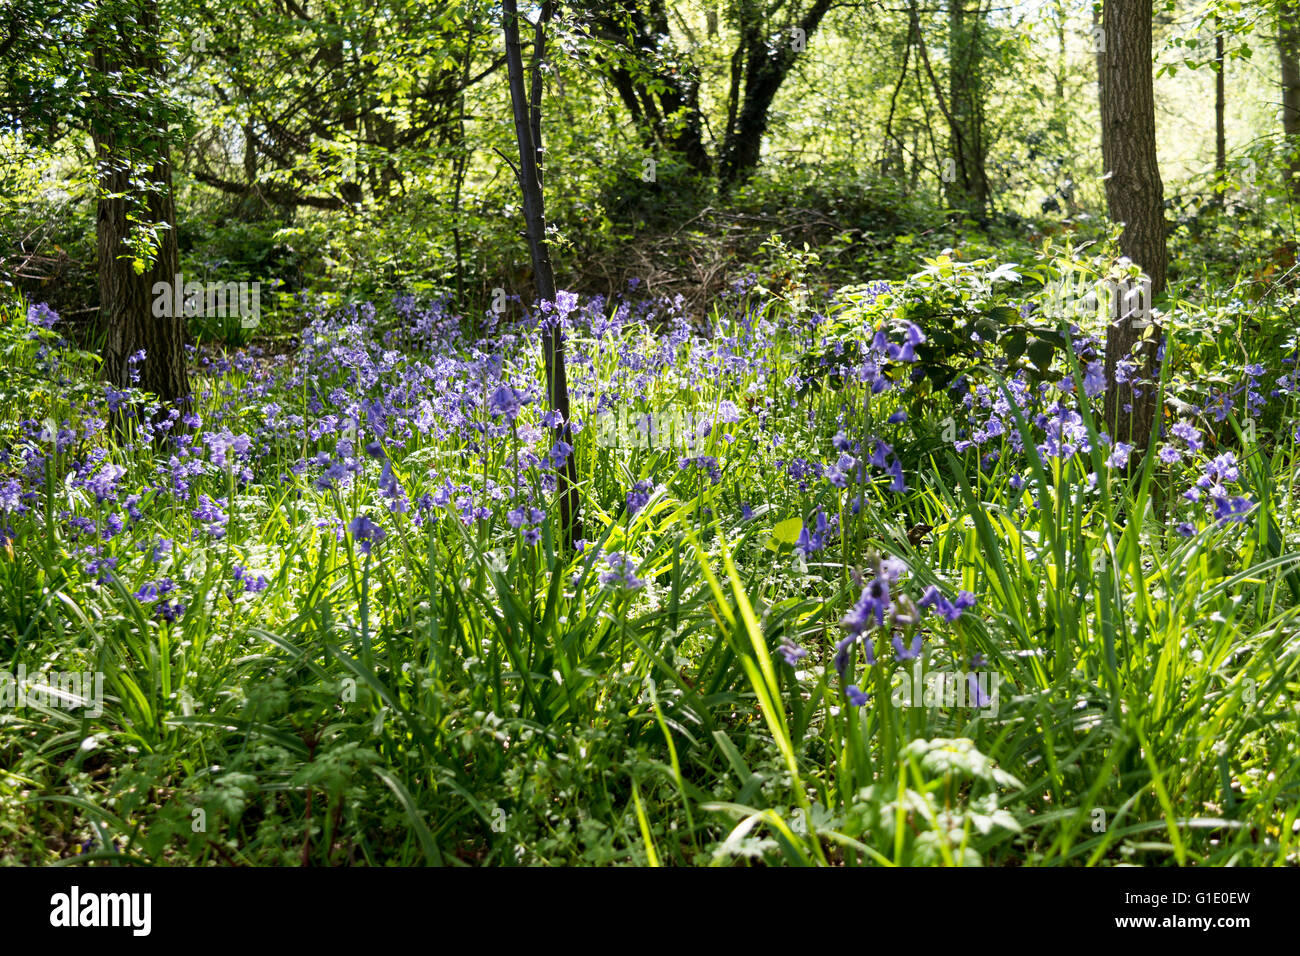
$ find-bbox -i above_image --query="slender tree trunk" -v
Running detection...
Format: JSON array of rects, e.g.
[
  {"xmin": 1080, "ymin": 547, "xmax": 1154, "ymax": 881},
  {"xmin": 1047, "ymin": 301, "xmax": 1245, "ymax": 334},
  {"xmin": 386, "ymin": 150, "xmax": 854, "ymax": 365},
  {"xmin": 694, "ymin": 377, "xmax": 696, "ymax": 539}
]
[
  {"xmin": 1281, "ymin": 3, "xmax": 1300, "ymax": 203},
  {"xmin": 882, "ymin": 18, "xmax": 914, "ymax": 178},
  {"xmin": 1093, "ymin": 2, "xmax": 1104, "ymax": 117},
  {"xmin": 1214, "ymin": 24, "xmax": 1225, "ymax": 186},
  {"xmin": 502, "ymin": 0, "xmax": 581, "ymax": 548},
  {"xmin": 947, "ymin": 0, "xmax": 975, "ymax": 212},
  {"xmin": 1054, "ymin": 0, "xmax": 1066, "ymax": 105},
  {"xmin": 915, "ymin": 0, "xmax": 988, "ymax": 217},
  {"xmin": 1099, "ymin": 0, "xmax": 1166, "ymax": 453},
  {"xmin": 93, "ymin": 0, "xmax": 189, "ymax": 410}
]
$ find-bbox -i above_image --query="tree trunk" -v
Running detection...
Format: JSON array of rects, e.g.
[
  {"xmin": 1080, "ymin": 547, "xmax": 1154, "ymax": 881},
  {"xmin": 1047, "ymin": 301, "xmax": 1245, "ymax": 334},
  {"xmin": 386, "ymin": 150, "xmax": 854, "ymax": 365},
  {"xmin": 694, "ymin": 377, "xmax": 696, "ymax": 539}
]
[
  {"xmin": 1093, "ymin": 3, "xmax": 1104, "ymax": 117},
  {"xmin": 718, "ymin": 0, "xmax": 834, "ymax": 188},
  {"xmin": 502, "ymin": 0, "xmax": 581, "ymax": 548},
  {"xmin": 1054, "ymin": 0, "xmax": 1066, "ymax": 105},
  {"xmin": 589, "ymin": 3, "xmax": 711, "ymax": 177},
  {"xmin": 945, "ymin": 0, "xmax": 988, "ymax": 216},
  {"xmin": 1099, "ymin": 0, "xmax": 1166, "ymax": 453},
  {"xmin": 1281, "ymin": 3, "xmax": 1300, "ymax": 204},
  {"xmin": 913, "ymin": 0, "xmax": 989, "ymax": 217},
  {"xmin": 93, "ymin": 0, "xmax": 189, "ymax": 410},
  {"xmin": 1214, "ymin": 24, "xmax": 1225, "ymax": 187}
]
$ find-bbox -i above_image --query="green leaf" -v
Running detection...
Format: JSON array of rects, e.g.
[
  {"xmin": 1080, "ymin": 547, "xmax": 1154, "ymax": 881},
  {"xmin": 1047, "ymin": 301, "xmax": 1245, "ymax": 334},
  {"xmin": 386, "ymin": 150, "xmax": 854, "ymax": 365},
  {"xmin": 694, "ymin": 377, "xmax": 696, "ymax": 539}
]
[
  {"xmin": 770, "ymin": 517, "xmax": 803, "ymax": 548},
  {"xmin": 1027, "ymin": 337, "xmax": 1056, "ymax": 370}
]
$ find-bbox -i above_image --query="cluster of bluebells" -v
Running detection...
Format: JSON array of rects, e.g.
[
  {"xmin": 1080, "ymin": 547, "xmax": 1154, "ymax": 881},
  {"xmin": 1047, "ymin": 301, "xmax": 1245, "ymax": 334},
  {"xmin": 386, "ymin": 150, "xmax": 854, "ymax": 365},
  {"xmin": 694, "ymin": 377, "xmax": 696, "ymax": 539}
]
[
  {"xmin": 7, "ymin": 288, "xmax": 944, "ymax": 610},
  {"xmin": 677, "ymin": 454, "xmax": 722, "ymax": 485},
  {"xmin": 231, "ymin": 564, "xmax": 269, "ymax": 594},
  {"xmin": 192, "ymin": 495, "xmax": 229, "ymax": 539},
  {"xmin": 626, "ymin": 479, "xmax": 655, "ymax": 516},
  {"xmin": 348, "ymin": 514, "xmax": 387, "ymax": 554},
  {"xmin": 939, "ymin": 313, "xmax": 1287, "ymax": 547},
  {"xmin": 507, "ymin": 503, "xmax": 546, "ymax": 545},
  {"xmin": 824, "ymin": 430, "xmax": 906, "ymax": 497},
  {"xmin": 4, "ymin": 280, "xmax": 1284, "ymax": 649},
  {"xmin": 28, "ymin": 303, "xmax": 60, "ymax": 329},
  {"xmin": 599, "ymin": 552, "xmax": 645, "ymax": 591},
  {"xmin": 1194, "ymin": 363, "xmax": 1268, "ymax": 424},
  {"xmin": 1159, "ymin": 420, "xmax": 1204, "ymax": 465},
  {"xmin": 1179, "ymin": 451, "xmax": 1254, "ymax": 532},
  {"xmin": 783, "ymin": 554, "xmax": 980, "ymax": 708},
  {"xmin": 135, "ymin": 577, "xmax": 185, "ymax": 622},
  {"xmin": 795, "ymin": 506, "xmax": 840, "ymax": 555}
]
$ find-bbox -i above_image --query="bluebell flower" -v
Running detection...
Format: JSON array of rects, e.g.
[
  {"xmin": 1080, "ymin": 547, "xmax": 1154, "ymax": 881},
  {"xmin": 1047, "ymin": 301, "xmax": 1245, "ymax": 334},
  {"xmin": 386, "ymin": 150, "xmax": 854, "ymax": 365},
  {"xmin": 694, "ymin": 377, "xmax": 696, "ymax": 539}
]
[
  {"xmin": 1082, "ymin": 361, "xmax": 1107, "ymax": 398},
  {"xmin": 892, "ymin": 632, "xmax": 923, "ymax": 660},
  {"xmin": 918, "ymin": 585, "xmax": 974, "ymax": 621},
  {"xmin": 779, "ymin": 641, "xmax": 807, "ymax": 666},
  {"xmin": 1171, "ymin": 421, "xmax": 1203, "ymax": 452},
  {"xmin": 348, "ymin": 514, "xmax": 387, "ymax": 554},
  {"xmin": 547, "ymin": 440, "xmax": 574, "ymax": 469},
  {"xmin": 1214, "ymin": 495, "xmax": 1253, "ymax": 525},
  {"xmin": 27, "ymin": 303, "xmax": 59, "ymax": 328},
  {"xmin": 626, "ymin": 479, "xmax": 654, "ymax": 515},
  {"xmin": 84, "ymin": 464, "xmax": 126, "ymax": 503},
  {"xmin": 599, "ymin": 552, "xmax": 644, "ymax": 591},
  {"xmin": 488, "ymin": 385, "xmax": 524, "ymax": 420}
]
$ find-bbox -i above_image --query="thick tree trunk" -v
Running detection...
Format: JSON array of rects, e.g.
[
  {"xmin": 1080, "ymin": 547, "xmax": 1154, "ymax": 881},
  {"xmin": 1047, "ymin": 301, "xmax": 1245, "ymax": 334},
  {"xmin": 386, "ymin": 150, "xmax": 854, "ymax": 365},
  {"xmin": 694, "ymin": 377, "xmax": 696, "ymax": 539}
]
[
  {"xmin": 1281, "ymin": 4, "xmax": 1300, "ymax": 203},
  {"xmin": 1099, "ymin": 0, "xmax": 1166, "ymax": 453},
  {"xmin": 503, "ymin": 0, "xmax": 581, "ymax": 548},
  {"xmin": 590, "ymin": 3, "xmax": 711, "ymax": 177},
  {"xmin": 93, "ymin": 0, "xmax": 189, "ymax": 410},
  {"xmin": 718, "ymin": 0, "xmax": 834, "ymax": 188}
]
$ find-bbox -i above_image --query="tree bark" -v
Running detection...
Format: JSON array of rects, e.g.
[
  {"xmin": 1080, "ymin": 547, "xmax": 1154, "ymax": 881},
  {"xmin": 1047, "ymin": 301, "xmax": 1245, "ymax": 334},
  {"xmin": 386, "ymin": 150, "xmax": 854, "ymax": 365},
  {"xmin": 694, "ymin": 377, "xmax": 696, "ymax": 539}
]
[
  {"xmin": 1214, "ymin": 23, "xmax": 1225, "ymax": 187},
  {"xmin": 587, "ymin": 2, "xmax": 711, "ymax": 176},
  {"xmin": 502, "ymin": 0, "xmax": 581, "ymax": 548},
  {"xmin": 944, "ymin": 0, "xmax": 989, "ymax": 216},
  {"xmin": 718, "ymin": 0, "xmax": 834, "ymax": 188},
  {"xmin": 1281, "ymin": 2, "xmax": 1300, "ymax": 203},
  {"xmin": 93, "ymin": 0, "xmax": 190, "ymax": 411},
  {"xmin": 1099, "ymin": 0, "xmax": 1166, "ymax": 453}
]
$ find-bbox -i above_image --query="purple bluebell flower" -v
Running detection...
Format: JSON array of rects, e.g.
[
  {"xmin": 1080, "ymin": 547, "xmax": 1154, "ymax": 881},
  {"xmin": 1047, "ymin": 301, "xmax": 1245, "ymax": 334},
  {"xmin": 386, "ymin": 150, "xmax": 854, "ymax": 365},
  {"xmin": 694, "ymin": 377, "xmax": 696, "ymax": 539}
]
[
  {"xmin": 892, "ymin": 631, "xmax": 923, "ymax": 660},
  {"xmin": 626, "ymin": 479, "xmax": 654, "ymax": 515},
  {"xmin": 599, "ymin": 552, "xmax": 644, "ymax": 590},
  {"xmin": 488, "ymin": 385, "xmax": 524, "ymax": 420},
  {"xmin": 349, "ymin": 514, "xmax": 387, "ymax": 554},
  {"xmin": 1082, "ymin": 361, "xmax": 1107, "ymax": 398},
  {"xmin": 27, "ymin": 303, "xmax": 59, "ymax": 328},
  {"xmin": 547, "ymin": 440, "xmax": 573, "ymax": 469},
  {"xmin": 779, "ymin": 641, "xmax": 807, "ymax": 666}
]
